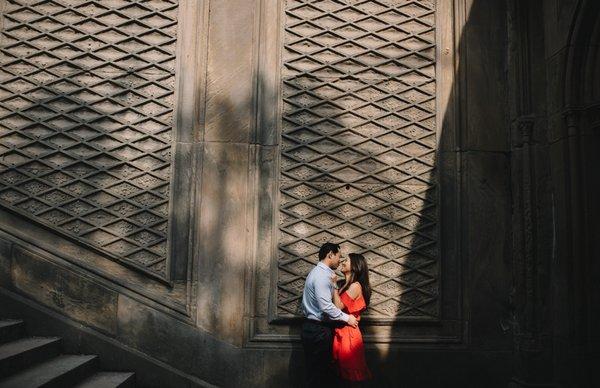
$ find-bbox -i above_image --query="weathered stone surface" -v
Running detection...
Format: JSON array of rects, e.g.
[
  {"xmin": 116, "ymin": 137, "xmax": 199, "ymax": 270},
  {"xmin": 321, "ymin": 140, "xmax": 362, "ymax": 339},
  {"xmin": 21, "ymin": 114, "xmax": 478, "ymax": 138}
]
[
  {"xmin": 464, "ymin": 151, "xmax": 512, "ymax": 349},
  {"xmin": 0, "ymin": 236, "xmax": 11, "ymax": 288},
  {"xmin": 252, "ymin": 146, "xmax": 277, "ymax": 319},
  {"xmin": 117, "ymin": 294, "xmax": 246, "ymax": 387},
  {"xmin": 204, "ymin": 0, "xmax": 257, "ymax": 143},
  {"xmin": 0, "ymin": 210, "xmax": 190, "ymax": 316},
  {"xmin": 437, "ymin": 151, "xmax": 460, "ymax": 320},
  {"xmin": 370, "ymin": 349, "xmax": 512, "ymax": 388},
  {"xmin": 117, "ymin": 295, "xmax": 199, "ymax": 374},
  {"xmin": 544, "ymin": 49, "xmax": 568, "ymax": 117},
  {"xmin": 0, "ymin": 0, "xmax": 181, "ymax": 279},
  {"xmin": 0, "ymin": 290, "xmax": 214, "ymax": 388},
  {"xmin": 167, "ymin": 141, "xmax": 196, "ymax": 281},
  {"xmin": 277, "ymin": 0, "xmax": 441, "ymax": 321},
  {"xmin": 197, "ymin": 142, "xmax": 250, "ymax": 345},
  {"xmin": 11, "ymin": 246, "xmax": 118, "ymax": 335},
  {"xmin": 0, "ymin": 0, "xmax": 596, "ymax": 387},
  {"xmin": 542, "ymin": 0, "xmax": 580, "ymax": 59},
  {"xmin": 463, "ymin": 0, "xmax": 509, "ymax": 152}
]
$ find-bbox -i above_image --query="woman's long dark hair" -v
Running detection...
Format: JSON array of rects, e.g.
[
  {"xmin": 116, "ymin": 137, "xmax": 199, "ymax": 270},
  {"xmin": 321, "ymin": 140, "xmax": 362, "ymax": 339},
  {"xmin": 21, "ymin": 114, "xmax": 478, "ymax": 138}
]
[{"xmin": 339, "ymin": 253, "xmax": 371, "ymax": 306}]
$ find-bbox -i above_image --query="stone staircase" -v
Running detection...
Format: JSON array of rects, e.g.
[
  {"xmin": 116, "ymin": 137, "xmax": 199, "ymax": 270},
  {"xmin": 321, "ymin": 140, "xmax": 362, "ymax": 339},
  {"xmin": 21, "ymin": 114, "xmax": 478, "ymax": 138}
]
[{"xmin": 0, "ymin": 319, "xmax": 135, "ymax": 388}]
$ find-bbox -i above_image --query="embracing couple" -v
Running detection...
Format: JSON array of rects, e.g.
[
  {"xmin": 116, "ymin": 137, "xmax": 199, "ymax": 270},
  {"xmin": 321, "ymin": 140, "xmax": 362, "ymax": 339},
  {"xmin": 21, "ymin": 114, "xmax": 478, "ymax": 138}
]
[{"xmin": 301, "ymin": 242, "xmax": 372, "ymax": 387}]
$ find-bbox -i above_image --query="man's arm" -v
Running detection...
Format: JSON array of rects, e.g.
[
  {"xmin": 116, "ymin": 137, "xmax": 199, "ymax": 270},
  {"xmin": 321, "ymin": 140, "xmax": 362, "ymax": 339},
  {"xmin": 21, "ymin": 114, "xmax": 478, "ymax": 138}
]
[{"xmin": 314, "ymin": 273, "xmax": 349, "ymax": 322}]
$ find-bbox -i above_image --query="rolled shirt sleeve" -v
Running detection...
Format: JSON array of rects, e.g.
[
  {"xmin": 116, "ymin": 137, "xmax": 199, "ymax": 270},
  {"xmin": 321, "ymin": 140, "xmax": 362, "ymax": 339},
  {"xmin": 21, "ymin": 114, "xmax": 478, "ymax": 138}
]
[{"xmin": 314, "ymin": 271, "xmax": 349, "ymax": 322}]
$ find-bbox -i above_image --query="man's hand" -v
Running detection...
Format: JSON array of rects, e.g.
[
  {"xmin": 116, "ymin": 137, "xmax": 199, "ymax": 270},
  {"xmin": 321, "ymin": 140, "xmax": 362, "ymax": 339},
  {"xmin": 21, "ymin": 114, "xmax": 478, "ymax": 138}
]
[{"xmin": 347, "ymin": 315, "xmax": 358, "ymax": 328}]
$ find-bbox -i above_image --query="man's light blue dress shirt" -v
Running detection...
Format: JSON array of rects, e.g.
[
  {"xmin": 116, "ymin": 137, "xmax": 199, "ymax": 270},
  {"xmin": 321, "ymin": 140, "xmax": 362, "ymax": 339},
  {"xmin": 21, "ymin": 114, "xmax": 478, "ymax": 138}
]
[{"xmin": 302, "ymin": 261, "xmax": 349, "ymax": 322}]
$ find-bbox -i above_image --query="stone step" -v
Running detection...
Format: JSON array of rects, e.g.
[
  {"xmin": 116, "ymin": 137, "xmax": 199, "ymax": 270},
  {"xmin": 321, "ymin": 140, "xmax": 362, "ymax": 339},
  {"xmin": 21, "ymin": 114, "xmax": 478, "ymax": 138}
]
[
  {"xmin": 0, "ymin": 354, "xmax": 98, "ymax": 388},
  {"xmin": 0, "ymin": 321, "xmax": 25, "ymax": 345},
  {"xmin": 74, "ymin": 372, "xmax": 135, "ymax": 388},
  {"xmin": 0, "ymin": 337, "xmax": 61, "ymax": 377}
]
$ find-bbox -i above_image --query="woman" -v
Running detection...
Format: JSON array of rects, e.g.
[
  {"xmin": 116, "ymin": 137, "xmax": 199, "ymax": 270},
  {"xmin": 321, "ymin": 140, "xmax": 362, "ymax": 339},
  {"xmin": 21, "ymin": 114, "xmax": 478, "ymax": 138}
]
[{"xmin": 331, "ymin": 253, "xmax": 372, "ymax": 386}]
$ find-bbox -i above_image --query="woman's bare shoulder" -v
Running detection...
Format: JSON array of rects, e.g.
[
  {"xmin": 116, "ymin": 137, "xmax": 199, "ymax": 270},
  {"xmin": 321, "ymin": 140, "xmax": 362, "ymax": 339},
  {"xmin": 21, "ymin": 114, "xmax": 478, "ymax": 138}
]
[{"xmin": 347, "ymin": 282, "xmax": 362, "ymax": 299}]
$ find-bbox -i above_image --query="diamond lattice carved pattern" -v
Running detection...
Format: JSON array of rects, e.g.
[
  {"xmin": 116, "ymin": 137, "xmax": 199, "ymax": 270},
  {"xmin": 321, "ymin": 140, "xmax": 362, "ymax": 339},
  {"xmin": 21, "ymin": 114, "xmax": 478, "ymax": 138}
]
[
  {"xmin": 279, "ymin": 0, "xmax": 439, "ymax": 319},
  {"xmin": 0, "ymin": 0, "xmax": 179, "ymax": 279}
]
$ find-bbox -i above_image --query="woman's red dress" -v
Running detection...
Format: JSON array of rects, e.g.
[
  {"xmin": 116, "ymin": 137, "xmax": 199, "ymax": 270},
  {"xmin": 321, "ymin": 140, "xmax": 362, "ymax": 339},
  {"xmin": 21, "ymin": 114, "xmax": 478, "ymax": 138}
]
[{"xmin": 332, "ymin": 291, "xmax": 372, "ymax": 381}]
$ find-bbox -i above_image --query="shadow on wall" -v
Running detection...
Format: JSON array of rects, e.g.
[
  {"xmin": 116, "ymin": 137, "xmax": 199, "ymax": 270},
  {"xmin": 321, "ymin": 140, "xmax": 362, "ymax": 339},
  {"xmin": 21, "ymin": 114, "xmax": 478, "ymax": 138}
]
[
  {"xmin": 195, "ymin": 91, "xmax": 253, "ymax": 343},
  {"xmin": 369, "ymin": 0, "xmax": 513, "ymax": 386},
  {"xmin": 555, "ymin": 0, "xmax": 600, "ymax": 386},
  {"xmin": 272, "ymin": 0, "xmax": 513, "ymax": 386},
  {"xmin": 0, "ymin": 0, "xmax": 517, "ymax": 386}
]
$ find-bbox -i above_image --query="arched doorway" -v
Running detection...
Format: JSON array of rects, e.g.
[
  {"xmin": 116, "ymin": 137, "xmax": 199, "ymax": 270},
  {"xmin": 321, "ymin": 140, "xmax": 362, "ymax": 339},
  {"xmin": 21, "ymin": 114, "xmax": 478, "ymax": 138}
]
[{"xmin": 551, "ymin": 1, "xmax": 600, "ymax": 385}]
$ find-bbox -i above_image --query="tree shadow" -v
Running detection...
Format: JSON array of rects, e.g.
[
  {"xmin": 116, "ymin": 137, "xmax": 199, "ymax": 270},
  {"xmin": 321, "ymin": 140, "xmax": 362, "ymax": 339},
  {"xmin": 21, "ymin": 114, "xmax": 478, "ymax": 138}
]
[
  {"xmin": 0, "ymin": 0, "xmax": 521, "ymax": 386},
  {"xmin": 276, "ymin": 0, "xmax": 514, "ymax": 387}
]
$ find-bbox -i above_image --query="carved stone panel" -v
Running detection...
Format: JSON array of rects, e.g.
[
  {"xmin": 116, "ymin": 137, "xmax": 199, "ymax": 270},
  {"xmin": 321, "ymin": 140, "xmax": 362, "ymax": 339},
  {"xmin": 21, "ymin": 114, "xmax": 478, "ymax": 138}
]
[
  {"xmin": 0, "ymin": 0, "xmax": 179, "ymax": 279},
  {"xmin": 278, "ymin": 0, "xmax": 438, "ymax": 320}
]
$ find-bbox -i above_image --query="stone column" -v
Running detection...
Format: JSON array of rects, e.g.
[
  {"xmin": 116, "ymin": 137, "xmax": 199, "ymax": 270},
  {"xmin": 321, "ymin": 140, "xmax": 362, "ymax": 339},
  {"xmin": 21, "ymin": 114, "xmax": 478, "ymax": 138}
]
[{"xmin": 507, "ymin": 0, "xmax": 555, "ymax": 386}]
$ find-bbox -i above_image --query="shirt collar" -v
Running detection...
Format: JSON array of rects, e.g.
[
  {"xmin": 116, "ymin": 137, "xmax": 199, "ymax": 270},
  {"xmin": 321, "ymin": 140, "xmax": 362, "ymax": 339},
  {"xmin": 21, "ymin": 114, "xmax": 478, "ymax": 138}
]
[{"xmin": 317, "ymin": 261, "xmax": 333, "ymax": 274}]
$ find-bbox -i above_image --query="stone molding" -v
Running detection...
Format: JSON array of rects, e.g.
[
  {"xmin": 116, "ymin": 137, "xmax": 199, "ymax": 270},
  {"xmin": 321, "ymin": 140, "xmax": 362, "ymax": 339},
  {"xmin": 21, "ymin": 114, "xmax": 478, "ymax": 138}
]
[
  {"xmin": 246, "ymin": 0, "xmax": 466, "ymax": 346},
  {"xmin": 0, "ymin": 0, "xmax": 210, "ymax": 321}
]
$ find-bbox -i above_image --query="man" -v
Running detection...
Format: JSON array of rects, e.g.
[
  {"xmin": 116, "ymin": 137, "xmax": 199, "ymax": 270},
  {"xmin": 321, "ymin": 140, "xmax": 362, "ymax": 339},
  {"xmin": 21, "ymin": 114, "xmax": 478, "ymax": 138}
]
[{"xmin": 301, "ymin": 242, "xmax": 358, "ymax": 387}]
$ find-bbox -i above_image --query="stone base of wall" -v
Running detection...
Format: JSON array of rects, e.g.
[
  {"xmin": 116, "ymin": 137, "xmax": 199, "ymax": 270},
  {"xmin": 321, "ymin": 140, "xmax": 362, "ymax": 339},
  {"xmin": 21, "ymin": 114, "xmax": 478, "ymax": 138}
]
[
  {"xmin": 0, "ymin": 289, "xmax": 514, "ymax": 388},
  {"xmin": 0, "ymin": 288, "xmax": 215, "ymax": 388},
  {"xmin": 0, "ymin": 213, "xmax": 516, "ymax": 388}
]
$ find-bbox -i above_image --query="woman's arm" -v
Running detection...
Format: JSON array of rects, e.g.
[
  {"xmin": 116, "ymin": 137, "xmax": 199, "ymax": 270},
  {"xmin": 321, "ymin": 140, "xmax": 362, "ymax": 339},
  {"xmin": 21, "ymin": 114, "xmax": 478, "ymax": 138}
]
[{"xmin": 331, "ymin": 274, "xmax": 345, "ymax": 310}]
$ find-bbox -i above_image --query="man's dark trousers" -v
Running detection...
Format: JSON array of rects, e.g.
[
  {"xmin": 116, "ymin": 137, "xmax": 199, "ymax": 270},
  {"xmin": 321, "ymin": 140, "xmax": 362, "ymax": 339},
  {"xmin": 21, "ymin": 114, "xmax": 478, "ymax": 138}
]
[{"xmin": 301, "ymin": 319, "xmax": 337, "ymax": 387}]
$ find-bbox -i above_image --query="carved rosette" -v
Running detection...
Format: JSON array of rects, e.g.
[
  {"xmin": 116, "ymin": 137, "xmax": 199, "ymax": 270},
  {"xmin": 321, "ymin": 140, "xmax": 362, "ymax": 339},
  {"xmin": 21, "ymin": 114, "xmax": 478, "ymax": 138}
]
[{"xmin": 278, "ymin": 0, "xmax": 439, "ymax": 319}]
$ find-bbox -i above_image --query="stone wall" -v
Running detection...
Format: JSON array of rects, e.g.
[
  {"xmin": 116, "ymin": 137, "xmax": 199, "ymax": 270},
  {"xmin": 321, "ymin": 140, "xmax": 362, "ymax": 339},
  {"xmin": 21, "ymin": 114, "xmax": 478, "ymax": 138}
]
[
  {"xmin": 0, "ymin": 0, "xmax": 181, "ymax": 280},
  {"xmin": 2, "ymin": 0, "xmax": 596, "ymax": 387}
]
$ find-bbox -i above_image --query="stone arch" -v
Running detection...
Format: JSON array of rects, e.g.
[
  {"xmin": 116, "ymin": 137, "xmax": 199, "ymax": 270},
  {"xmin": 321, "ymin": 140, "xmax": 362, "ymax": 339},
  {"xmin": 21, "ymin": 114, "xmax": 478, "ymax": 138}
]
[
  {"xmin": 564, "ymin": 0, "xmax": 600, "ymax": 107},
  {"xmin": 552, "ymin": 1, "xmax": 600, "ymax": 386}
]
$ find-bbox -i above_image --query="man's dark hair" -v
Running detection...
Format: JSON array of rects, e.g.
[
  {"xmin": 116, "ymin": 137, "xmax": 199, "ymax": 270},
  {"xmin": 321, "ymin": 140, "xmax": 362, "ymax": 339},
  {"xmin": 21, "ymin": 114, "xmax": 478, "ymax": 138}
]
[{"xmin": 318, "ymin": 242, "xmax": 340, "ymax": 261}]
